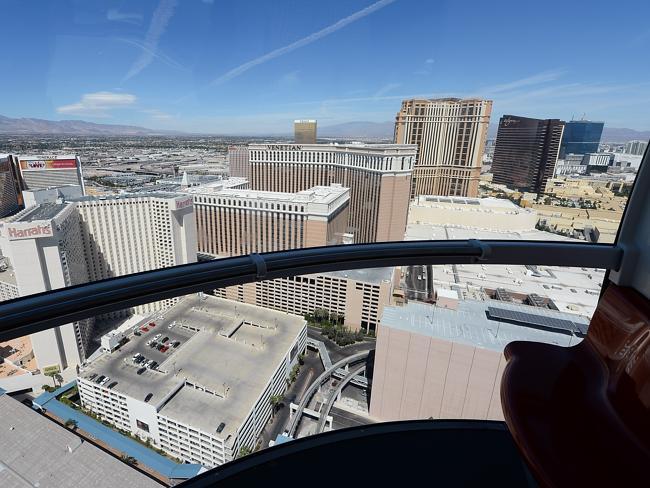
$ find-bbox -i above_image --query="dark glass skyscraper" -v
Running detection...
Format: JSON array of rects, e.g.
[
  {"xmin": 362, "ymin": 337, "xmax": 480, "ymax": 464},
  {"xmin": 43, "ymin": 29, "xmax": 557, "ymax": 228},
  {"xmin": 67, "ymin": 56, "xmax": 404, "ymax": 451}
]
[
  {"xmin": 491, "ymin": 115, "xmax": 565, "ymax": 194},
  {"xmin": 559, "ymin": 120, "xmax": 604, "ymax": 158}
]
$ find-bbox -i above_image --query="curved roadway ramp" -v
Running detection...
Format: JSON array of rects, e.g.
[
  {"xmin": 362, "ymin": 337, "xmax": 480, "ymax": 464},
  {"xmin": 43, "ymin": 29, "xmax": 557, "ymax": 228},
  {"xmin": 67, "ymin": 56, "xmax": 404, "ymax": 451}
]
[
  {"xmin": 315, "ymin": 364, "xmax": 366, "ymax": 434},
  {"xmin": 287, "ymin": 351, "xmax": 369, "ymax": 437}
]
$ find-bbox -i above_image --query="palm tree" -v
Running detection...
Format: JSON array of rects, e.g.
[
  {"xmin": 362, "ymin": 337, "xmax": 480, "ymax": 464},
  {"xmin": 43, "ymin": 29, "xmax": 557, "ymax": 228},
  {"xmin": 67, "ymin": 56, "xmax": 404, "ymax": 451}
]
[
  {"xmin": 53, "ymin": 373, "xmax": 64, "ymax": 388},
  {"xmin": 238, "ymin": 446, "xmax": 252, "ymax": 458},
  {"xmin": 269, "ymin": 394, "xmax": 283, "ymax": 417}
]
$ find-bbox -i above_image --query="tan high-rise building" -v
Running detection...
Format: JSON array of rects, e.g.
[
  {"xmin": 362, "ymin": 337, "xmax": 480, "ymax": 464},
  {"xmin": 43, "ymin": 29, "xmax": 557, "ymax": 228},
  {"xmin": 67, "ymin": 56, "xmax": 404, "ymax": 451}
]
[
  {"xmin": 248, "ymin": 143, "xmax": 416, "ymax": 243},
  {"xmin": 394, "ymin": 98, "xmax": 492, "ymax": 198},
  {"xmin": 294, "ymin": 119, "xmax": 317, "ymax": 144},
  {"xmin": 370, "ymin": 299, "xmax": 584, "ymax": 422},
  {"xmin": 227, "ymin": 146, "xmax": 250, "ymax": 180},
  {"xmin": 189, "ymin": 184, "xmax": 349, "ymax": 256},
  {"xmin": 216, "ymin": 267, "xmax": 397, "ymax": 334}
]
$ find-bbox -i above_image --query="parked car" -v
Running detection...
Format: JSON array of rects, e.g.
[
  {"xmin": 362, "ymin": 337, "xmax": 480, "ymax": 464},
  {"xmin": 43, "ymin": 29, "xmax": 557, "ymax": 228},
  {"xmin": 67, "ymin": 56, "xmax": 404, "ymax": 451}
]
[
  {"xmin": 168, "ymin": 322, "xmax": 175, "ymax": 329},
  {"xmin": 161, "ymin": 346, "xmax": 169, "ymax": 353},
  {"xmin": 134, "ymin": 331, "xmax": 141, "ymax": 336},
  {"xmin": 172, "ymin": 341, "xmax": 180, "ymax": 348},
  {"xmin": 162, "ymin": 336, "xmax": 169, "ymax": 343},
  {"xmin": 149, "ymin": 361, "xmax": 158, "ymax": 369},
  {"xmin": 149, "ymin": 342, "xmax": 157, "ymax": 349},
  {"xmin": 144, "ymin": 393, "xmax": 153, "ymax": 402},
  {"xmin": 108, "ymin": 381, "xmax": 118, "ymax": 389},
  {"xmin": 137, "ymin": 367, "xmax": 146, "ymax": 375},
  {"xmin": 95, "ymin": 375, "xmax": 105, "ymax": 384},
  {"xmin": 141, "ymin": 327, "xmax": 149, "ymax": 332},
  {"xmin": 88, "ymin": 373, "xmax": 98, "ymax": 380},
  {"xmin": 149, "ymin": 322, "xmax": 156, "ymax": 327}
]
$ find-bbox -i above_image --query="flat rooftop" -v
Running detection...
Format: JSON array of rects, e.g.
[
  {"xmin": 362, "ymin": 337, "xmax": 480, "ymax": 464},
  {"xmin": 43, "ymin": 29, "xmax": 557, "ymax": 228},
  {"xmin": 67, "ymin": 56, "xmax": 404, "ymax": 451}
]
[
  {"xmin": 0, "ymin": 393, "xmax": 159, "ymax": 488},
  {"xmin": 81, "ymin": 295, "xmax": 305, "ymax": 439},
  {"xmin": 382, "ymin": 299, "xmax": 588, "ymax": 352},
  {"xmin": 326, "ymin": 267, "xmax": 394, "ymax": 284},
  {"xmin": 412, "ymin": 195, "xmax": 535, "ymax": 213},
  {"xmin": 71, "ymin": 192, "xmax": 180, "ymax": 203},
  {"xmin": 190, "ymin": 184, "xmax": 349, "ymax": 205},
  {"xmin": 16, "ymin": 203, "xmax": 68, "ymax": 222},
  {"xmin": 405, "ymin": 224, "xmax": 603, "ymax": 317},
  {"xmin": 249, "ymin": 143, "xmax": 417, "ymax": 152},
  {"xmin": 405, "ymin": 222, "xmax": 576, "ymax": 242},
  {"xmin": 0, "ymin": 262, "xmax": 18, "ymax": 286}
]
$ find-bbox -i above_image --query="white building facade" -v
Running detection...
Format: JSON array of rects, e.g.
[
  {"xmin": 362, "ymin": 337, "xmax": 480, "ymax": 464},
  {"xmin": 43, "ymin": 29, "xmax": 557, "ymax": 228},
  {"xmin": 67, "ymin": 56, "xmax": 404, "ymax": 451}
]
[
  {"xmin": 0, "ymin": 204, "xmax": 93, "ymax": 369},
  {"xmin": 78, "ymin": 296, "xmax": 307, "ymax": 467},
  {"xmin": 75, "ymin": 193, "xmax": 198, "ymax": 314}
]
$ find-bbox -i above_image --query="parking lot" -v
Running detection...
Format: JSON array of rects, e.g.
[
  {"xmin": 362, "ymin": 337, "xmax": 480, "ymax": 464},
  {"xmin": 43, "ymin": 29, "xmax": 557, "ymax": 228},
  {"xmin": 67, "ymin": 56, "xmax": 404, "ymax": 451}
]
[{"xmin": 127, "ymin": 319, "xmax": 195, "ymax": 369}]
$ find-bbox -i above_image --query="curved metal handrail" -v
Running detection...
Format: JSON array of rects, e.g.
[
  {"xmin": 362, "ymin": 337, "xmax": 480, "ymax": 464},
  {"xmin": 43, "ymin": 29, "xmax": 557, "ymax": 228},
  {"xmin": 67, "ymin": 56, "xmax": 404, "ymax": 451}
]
[{"xmin": 0, "ymin": 240, "xmax": 621, "ymax": 342}]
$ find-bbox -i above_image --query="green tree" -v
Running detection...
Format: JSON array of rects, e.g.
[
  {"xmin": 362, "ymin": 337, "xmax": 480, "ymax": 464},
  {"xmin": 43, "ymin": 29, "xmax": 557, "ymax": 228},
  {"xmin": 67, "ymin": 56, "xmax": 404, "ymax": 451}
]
[
  {"xmin": 64, "ymin": 418, "xmax": 78, "ymax": 430},
  {"xmin": 53, "ymin": 373, "xmax": 64, "ymax": 387},
  {"xmin": 238, "ymin": 446, "xmax": 252, "ymax": 458},
  {"xmin": 120, "ymin": 454, "xmax": 138, "ymax": 466},
  {"xmin": 269, "ymin": 394, "xmax": 283, "ymax": 417}
]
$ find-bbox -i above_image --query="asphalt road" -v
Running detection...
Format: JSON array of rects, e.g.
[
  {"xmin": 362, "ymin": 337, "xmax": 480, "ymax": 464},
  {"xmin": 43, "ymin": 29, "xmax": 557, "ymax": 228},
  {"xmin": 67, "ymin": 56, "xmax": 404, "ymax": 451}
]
[
  {"xmin": 404, "ymin": 265, "xmax": 429, "ymax": 301},
  {"xmin": 258, "ymin": 350, "xmax": 324, "ymax": 449},
  {"xmin": 330, "ymin": 406, "xmax": 373, "ymax": 430}
]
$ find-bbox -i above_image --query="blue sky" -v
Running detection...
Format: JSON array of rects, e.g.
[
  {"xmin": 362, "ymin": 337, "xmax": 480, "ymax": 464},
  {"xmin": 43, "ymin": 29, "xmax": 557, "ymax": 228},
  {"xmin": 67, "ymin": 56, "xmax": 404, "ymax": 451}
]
[{"xmin": 1, "ymin": 0, "xmax": 649, "ymax": 134}]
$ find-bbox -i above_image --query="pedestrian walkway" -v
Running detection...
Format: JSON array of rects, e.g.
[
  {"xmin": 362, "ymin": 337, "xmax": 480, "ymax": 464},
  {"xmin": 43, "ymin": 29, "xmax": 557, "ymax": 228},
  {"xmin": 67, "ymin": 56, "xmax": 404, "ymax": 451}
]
[{"xmin": 33, "ymin": 381, "xmax": 204, "ymax": 480}]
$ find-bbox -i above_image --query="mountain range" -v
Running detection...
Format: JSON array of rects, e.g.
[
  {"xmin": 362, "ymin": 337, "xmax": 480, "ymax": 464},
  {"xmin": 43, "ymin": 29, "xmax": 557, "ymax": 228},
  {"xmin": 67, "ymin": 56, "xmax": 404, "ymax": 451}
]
[
  {"xmin": 0, "ymin": 115, "xmax": 176, "ymax": 136},
  {"xmin": 0, "ymin": 114, "xmax": 647, "ymax": 143}
]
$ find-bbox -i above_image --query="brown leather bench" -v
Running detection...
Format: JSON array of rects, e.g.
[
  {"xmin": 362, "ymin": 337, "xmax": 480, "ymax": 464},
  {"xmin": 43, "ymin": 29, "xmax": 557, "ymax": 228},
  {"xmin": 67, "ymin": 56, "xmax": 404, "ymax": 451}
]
[{"xmin": 501, "ymin": 283, "xmax": 650, "ymax": 487}]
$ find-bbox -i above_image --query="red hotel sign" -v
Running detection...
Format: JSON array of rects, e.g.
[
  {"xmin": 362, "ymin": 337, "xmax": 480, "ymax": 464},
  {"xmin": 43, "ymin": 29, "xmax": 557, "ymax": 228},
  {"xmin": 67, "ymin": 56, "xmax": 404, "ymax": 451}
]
[
  {"xmin": 174, "ymin": 197, "xmax": 193, "ymax": 210},
  {"xmin": 20, "ymin": 159, "xmax": 77, "ymax": 170},
  {"xmin": 6, "ymin": 223, "xmax": 53, "ymax": 240}
]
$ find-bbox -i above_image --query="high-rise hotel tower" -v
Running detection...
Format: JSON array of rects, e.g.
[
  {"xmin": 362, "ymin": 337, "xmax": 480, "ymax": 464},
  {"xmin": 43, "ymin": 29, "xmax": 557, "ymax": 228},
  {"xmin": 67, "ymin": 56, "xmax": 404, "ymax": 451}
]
[
  {"xmin": 394, "ymin": 98, "xmax": 492, "ymax": 198},
  {"xmin": 246, "ymin": 143, "xmax": 416, "ymax": 243}
]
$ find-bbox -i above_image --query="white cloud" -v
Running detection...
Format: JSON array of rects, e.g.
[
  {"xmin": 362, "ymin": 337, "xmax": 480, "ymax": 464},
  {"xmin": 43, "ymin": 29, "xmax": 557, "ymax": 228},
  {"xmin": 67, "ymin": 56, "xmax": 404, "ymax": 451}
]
[
  {"xmin": 124, "ymin": 0, "xmax": 177, "ymax": 81},
  {"xmin": 143, "ymin": 109, "xmax": 174, "ymax": 121},
  {"xmin": 210, "ymin": 0, "xmax": 396, "ymax": 86},
  {"xmin": 414, "ymin": 58, "xmax": 435, "ymax": 75},
  {"xmin": 373, "ymin": 82, "xmax": 401, "ymax": 98},
  {"xmin": 278, "ymin": 70, "xmax": 300, "ymax": 88},
  {"xmin": 478, "ymin": 70, "xmax": 565, "ymax": 94},
  {"xmin": 116, "ymin": 37, "xmax": 187, "ymax": 72},
  {"xmin": 57, "ymin": 92, "xmax": 137, "ymax": 117},
  {"xmin": 107, "ymin": 9, "xmax": 143, "ymax": 25}
]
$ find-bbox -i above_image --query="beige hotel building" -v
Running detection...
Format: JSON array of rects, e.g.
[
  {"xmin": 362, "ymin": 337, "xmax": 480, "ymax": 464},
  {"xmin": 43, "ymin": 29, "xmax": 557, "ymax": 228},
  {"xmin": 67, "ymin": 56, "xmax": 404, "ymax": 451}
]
[
  {"xmin": 369, "ymin": 299, "xmax": 586, "ymax": 421},
  {"xmin": 245, "ymin": 143, "xmax": 416, "ymax": 243},
  {"xmin": 394, "ymin": 98, "xmax": 492, "ymax": 198},
  {"xmin": 188, "ymin": 184, "xmax": 350, "ymax": 256},
  {"xmin": 216, "ymin": 267, "xmax": 398, "ymax": 334}
]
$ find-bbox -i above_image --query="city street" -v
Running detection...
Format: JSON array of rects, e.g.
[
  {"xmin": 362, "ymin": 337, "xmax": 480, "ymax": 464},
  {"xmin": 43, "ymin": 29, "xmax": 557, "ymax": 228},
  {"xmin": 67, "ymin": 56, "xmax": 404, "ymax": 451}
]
[
  {"xmin": 331, "ymin": 406, "xmax": 373, "ymax": 430},
  {"xmin": 404, "ymin": 264, "xmax": 431, "ymax": 301},
  {"xmin": 258, "ymin": 350, "xmax": 324, "ymax": 449}
]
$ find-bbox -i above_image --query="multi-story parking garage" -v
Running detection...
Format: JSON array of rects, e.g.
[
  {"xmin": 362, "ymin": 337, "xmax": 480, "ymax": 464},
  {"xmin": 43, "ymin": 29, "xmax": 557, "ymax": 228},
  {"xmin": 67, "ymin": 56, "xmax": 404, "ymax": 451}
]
[{"xmin": 77, "ymin": 294, "xmax": 306, "ymax": 467}]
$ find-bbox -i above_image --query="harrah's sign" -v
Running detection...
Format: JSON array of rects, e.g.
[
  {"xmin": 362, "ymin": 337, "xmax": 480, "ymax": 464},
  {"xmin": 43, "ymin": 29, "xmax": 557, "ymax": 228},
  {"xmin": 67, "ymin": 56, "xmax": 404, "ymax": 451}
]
[
  {"xmin": 7, "ymin": 223, "xmax": 53, "ymax": 240},
  {"xmin": 174, "ymin": 197, "xmax": 193, "ymax": 210}
]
